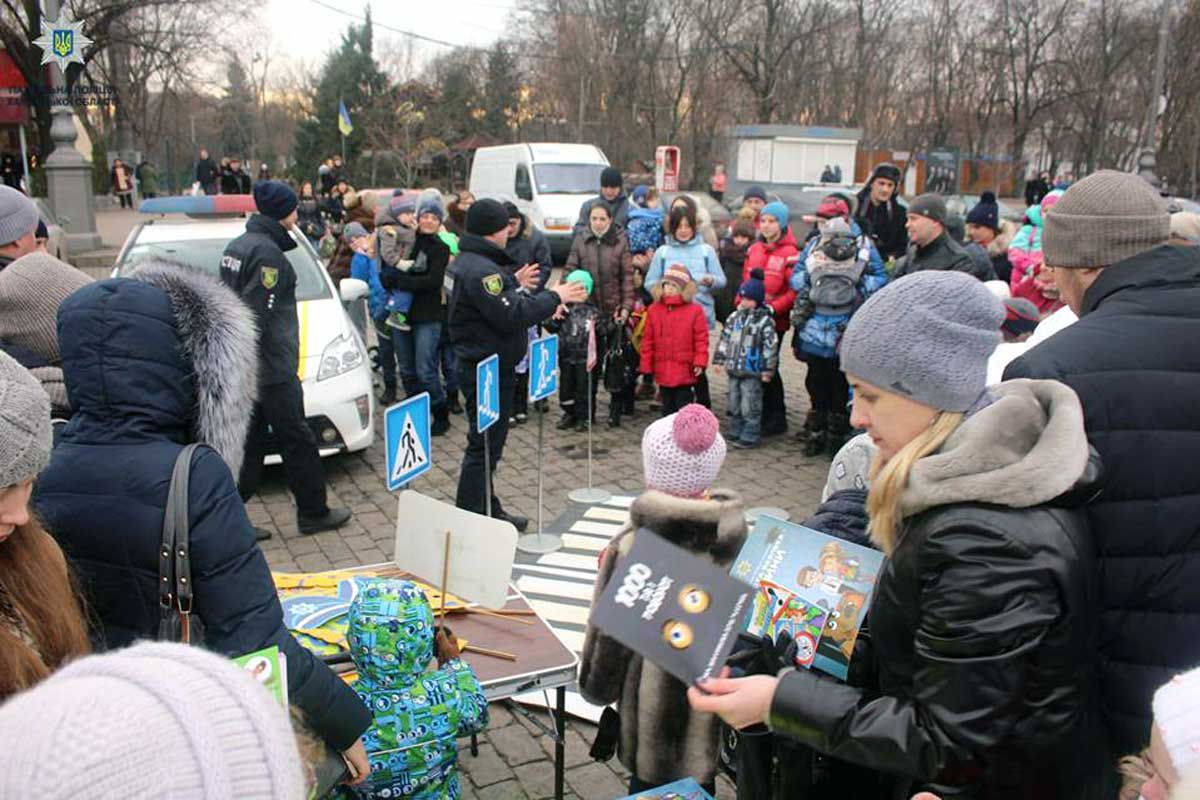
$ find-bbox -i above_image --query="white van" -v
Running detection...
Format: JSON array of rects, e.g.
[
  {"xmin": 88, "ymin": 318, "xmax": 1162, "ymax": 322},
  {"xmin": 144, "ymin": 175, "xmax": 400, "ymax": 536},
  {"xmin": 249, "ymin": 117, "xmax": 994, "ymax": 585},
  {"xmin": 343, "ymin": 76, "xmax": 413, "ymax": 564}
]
[{"xmin": 469, "ymin": 143, "xmax": 610, "ymax": 260}]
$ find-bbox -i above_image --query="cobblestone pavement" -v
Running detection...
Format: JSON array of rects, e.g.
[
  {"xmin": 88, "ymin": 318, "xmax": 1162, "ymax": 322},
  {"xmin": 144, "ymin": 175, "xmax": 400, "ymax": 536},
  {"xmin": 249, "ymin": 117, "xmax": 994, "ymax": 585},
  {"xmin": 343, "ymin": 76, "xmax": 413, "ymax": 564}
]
[{"xmin": 253, "ymin": 352, "xmax": 830, "ymax": 799}]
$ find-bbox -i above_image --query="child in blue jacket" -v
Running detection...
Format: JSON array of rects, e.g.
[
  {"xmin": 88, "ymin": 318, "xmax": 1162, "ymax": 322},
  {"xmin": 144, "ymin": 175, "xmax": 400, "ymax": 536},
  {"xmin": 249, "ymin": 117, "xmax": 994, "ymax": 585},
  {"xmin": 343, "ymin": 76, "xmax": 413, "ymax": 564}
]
[{"xmin": 348, "ymin": 578, "xmax": 488, "ymax": 800}]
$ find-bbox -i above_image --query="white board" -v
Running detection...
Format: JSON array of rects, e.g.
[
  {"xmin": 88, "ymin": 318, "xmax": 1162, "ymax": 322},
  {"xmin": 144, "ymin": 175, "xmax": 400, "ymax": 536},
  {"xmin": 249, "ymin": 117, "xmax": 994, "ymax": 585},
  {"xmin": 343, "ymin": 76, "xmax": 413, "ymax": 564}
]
[{"xmin": 393, "ymin": 490, "xmax": 517, "ymax": 609}]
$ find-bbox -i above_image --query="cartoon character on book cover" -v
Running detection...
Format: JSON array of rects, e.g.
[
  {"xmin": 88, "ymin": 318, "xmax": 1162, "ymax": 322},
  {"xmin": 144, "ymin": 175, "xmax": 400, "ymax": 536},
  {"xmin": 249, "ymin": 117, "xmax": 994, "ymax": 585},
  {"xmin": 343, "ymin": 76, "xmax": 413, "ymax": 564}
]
[{"xmin": 731, "ymin": 517, "xmax": 883, "ymax": 680}]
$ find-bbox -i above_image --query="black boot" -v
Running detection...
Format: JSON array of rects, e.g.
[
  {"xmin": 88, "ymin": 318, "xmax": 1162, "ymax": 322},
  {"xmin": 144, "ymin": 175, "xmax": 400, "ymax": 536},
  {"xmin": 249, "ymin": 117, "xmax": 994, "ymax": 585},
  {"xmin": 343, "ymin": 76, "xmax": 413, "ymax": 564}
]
[
  {"xmin": 556, "ymin": 413, "xmax": 577, "ymax": 430},
  {"xmin": 607, "ymin": 405, "xmax": 621, "ymax": 428},
  {"xmin": 826, "ymin": 413, "xmax": 851, "ymax": 456},
  {"xmin": 379, "ymin": 385, "xmax": 397, "ymax": 406},
  {"xmin": 298, "ymin": 507, "xmax": 352, "ymax": 535},
  {"xmin": 431, "ymin": 402, "xmax": 451, "ymax": 436},
  {"xmin": 446, "ymin": 392, "xmax": 463, "ymax": 415},
  {"xmin": 802, "ymin": 411, "xmax": 828, "ymax": 458}
]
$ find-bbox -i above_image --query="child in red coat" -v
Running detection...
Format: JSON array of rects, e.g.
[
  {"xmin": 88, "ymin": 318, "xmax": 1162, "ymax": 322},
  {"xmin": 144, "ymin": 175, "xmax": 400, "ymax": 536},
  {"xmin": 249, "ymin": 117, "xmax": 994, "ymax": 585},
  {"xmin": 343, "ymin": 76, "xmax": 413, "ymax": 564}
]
[{"xmin": 639, "ymin": 264, "xmax": 710, "ymax": 415}]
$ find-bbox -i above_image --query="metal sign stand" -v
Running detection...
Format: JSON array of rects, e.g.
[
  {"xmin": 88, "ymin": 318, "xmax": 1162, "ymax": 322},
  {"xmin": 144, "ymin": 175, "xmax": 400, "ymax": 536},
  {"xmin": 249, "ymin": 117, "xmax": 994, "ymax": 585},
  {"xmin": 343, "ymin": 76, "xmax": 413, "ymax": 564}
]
[
  {"xmin": 568, "ymin": 367, "xmax": 611, "ymax": 504},
  {"xmin": 518, "ymin": 335, "xmax": 563, "ymax": 555}
]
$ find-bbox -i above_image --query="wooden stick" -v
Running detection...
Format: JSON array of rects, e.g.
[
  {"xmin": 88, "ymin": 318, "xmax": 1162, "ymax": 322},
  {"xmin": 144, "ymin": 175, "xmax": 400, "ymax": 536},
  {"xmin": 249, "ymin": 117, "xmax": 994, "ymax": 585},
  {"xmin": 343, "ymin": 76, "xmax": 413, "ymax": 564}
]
[
  {"xmin": 438, "ymin": 529, "xmax": 451, "ymax": 623},
  {"xmin": 469, "ymin": 607, "xmax": 535, "ymax": 626},
  {"xmin": 462, "ymin": 643, "xmax": 517, "ymax": 661}
]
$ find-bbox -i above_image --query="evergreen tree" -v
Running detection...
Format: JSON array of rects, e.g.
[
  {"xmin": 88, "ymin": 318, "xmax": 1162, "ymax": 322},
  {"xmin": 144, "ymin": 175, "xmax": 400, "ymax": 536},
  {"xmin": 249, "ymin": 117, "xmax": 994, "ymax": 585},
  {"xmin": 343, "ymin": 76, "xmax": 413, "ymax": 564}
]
[
  {"xmin": 219, "ymin": 58, "xmax": 254, "ymax": 159},
  {"xmin": 483, "ymin": 43, "xmax": 519, "ymax": 141},
  {"xmin": 292, "ymin": 7, "xmax": 390, "ymax": 183}
]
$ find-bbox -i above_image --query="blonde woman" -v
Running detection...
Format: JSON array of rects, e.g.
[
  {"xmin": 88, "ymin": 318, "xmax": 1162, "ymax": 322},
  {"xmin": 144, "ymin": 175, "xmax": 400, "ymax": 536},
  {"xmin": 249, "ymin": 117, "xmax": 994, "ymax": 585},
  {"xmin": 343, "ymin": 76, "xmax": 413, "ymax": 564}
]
[{"xmin": 689, "ymin": 271, "xmax": 1109, "ymax": 798}]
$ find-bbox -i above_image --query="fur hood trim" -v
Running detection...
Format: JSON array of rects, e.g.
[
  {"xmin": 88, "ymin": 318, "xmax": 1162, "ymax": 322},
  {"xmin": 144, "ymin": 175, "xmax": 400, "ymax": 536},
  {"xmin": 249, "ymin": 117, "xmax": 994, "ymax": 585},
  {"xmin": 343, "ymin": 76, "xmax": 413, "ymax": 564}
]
[
  {"xmin": 619, "ymin": 488, "xmax": 747, "ymax": 563},
  {"xmin": 988, "ymin": 219, "xmax": 1018, "ymax": 256},
  {"xmin": 128, "ymin": 260, "xmax": 259, "ymax": 477},
  {"xmin": 901, "ymin": 379, "xmax": 1089, "ymax": 517}
]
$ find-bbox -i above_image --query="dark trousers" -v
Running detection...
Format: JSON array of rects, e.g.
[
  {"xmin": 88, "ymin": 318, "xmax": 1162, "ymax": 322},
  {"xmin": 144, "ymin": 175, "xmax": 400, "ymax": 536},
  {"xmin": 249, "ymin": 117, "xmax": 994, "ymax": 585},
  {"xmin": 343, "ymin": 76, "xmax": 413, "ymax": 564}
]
[
  {"xmin": 513, "ymin": 372, "xmax": 529, "ymax": 416},
  {"xmin": 804, "ymin": 355, "xmax": 849, "ymax": 413},
  {"xmin": 660, "ymin": 385, "xmax": 695, "ymax": 416},
  {"xmin": 455, "ymin": 362, "xmax": 515, "ymax": 516},
  {"xmin": 693, "ymin": 370, "xmax": 711, "ymax": 408},
  {"xmin": 118, "ymin": 193, "xmax": 133, "ymax": 209},
  {"xmin": 559, "ymin": 361, "xmax": 597, "ymax": 420},
  {"xmin": 238, "ymin": 377, "xmax": 328, "ymax": 518},
  {"xmin": 374, "ymin": 318, "xmax": 396, "ymax": 392},
  {"xmin": 762, "ymin": 330, "xmax": 787, "ymax": 432},
  {"xmin": 440, "ymin": 333, "xmax": 459, "ymax": 396}
]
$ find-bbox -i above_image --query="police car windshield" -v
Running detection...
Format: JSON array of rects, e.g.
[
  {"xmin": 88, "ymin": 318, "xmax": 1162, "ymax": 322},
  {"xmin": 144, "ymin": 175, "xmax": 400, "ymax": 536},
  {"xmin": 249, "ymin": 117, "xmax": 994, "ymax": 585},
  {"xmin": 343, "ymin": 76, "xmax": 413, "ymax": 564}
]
[
  {"xmin": 118, "ymin": 238, "xmax": 332, "ymax": 301},
  {"xmin": 533, "ymin": 164, "xmax": 607, "ymax": 195}
]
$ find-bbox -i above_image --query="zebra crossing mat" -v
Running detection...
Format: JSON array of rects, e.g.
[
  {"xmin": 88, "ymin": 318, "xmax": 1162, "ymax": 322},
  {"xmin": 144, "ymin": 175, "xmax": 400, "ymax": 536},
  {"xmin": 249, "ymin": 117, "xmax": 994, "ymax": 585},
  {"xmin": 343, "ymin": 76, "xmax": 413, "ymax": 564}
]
[{"xmin": 512, "ymin": 493, "xmax": 633, "ymax": 723}]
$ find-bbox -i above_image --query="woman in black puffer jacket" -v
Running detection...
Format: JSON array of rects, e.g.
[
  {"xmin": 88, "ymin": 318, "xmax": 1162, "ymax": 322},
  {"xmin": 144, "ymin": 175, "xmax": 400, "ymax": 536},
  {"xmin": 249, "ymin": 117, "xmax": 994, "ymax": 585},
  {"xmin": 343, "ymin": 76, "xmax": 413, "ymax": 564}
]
[
  {"xmin": 690, "ymin": 271, "xmax": 1108, "ymax": 799},
  {"xmin": 36, "ymin": 260, "xmax": 372, "ymax": 782}
]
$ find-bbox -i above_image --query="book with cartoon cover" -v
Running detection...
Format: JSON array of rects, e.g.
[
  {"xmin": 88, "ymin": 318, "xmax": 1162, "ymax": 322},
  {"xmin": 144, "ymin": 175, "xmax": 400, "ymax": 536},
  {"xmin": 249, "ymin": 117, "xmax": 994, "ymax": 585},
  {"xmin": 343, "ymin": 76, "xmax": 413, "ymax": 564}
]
[
  {"xmin": 616, "ymin": 777, "xmax": 715, "ymax": 799},
  {"xmin": 233, "ymin": 645, "xmax": 288, "ymax": 706},
  {"xmin": 730, "ymin": 515, "xmax": 884, "ymax": 680},
  {"xmin": 590, "ymin": 529, "xmax": 753, "ymax": 687}
]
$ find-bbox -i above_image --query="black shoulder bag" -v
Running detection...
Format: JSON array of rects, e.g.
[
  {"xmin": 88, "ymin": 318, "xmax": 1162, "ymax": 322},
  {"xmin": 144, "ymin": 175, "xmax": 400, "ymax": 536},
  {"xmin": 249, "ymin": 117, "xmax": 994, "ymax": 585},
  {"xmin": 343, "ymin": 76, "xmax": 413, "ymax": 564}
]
[{"xmin": 158, "ymin": 444, "xmax": 206, "ymax": 646}]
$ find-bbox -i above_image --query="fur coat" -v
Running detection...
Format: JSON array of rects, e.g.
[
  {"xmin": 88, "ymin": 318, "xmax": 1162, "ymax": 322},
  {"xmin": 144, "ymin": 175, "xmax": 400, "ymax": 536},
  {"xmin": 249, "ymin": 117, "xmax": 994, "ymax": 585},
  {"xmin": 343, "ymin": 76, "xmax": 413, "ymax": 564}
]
[{"xmin": 579, "ymin": 488, "xmax": 747, "ymax": 785}]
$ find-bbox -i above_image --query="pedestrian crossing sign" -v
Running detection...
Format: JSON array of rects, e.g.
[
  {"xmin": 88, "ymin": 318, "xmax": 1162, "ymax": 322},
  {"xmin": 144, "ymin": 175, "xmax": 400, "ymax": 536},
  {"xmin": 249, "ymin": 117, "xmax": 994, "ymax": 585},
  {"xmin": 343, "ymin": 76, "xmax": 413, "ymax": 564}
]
[
  {"xmin": 385, "ymin": 392, "xmax": 431, "ymax": 491},
  {"xmin": 528, "ymin": 334, "xmax": 559, "ymax": 402},
  {"xmin": 476, "ymin": 354, "xmax": 501, "ymax": 433}
]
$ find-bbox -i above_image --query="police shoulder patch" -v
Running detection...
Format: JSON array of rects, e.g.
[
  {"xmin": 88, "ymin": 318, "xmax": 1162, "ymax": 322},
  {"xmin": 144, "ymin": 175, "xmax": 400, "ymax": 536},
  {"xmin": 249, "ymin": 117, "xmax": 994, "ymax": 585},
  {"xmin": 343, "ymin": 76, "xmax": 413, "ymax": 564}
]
[
  {"xmin": 261, "ymin": 266, "xmax": 279, "ymax": 289},
  {"xmin": 482, "ymin": 273, "xmax": 503, "ymax": 296}
]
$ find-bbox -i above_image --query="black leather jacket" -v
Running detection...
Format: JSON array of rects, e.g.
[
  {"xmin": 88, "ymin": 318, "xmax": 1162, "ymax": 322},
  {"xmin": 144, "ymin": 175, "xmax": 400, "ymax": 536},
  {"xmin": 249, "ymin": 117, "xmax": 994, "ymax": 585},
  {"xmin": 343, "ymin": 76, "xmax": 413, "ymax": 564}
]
[
  {"xmin": 895, "ymin": 231, "xmax": 994, "ymax": 282},
  {"xmin": 768, "ymin": 381, "xmax": 1108, "ymax": 799}
]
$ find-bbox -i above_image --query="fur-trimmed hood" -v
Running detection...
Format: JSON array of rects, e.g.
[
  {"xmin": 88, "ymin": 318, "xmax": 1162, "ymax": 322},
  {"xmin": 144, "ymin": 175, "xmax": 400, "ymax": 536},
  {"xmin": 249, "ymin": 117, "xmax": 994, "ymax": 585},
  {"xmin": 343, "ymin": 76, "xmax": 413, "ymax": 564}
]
[
  {"xmin": 57, "ymin": 260, "xmax": 258, "ymax": 476},
  {"xmin": 618, "ymin": 488, "xmax": 747, "ymax": 565},
  {"xmin": 986, "ymin": 218, "xmax": 1017, "ymax": 256},
  {"xmin": 901, "ymin": 379, "xmax": 1091, "ymax": 518}
]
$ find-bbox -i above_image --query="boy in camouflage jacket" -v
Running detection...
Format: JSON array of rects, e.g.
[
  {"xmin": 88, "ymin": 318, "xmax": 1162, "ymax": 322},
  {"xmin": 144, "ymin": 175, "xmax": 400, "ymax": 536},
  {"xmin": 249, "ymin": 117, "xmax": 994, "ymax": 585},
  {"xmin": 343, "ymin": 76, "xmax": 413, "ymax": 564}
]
[{"xmin": 713, "ymin": 268, "xmax": 778, "ymax": 448}]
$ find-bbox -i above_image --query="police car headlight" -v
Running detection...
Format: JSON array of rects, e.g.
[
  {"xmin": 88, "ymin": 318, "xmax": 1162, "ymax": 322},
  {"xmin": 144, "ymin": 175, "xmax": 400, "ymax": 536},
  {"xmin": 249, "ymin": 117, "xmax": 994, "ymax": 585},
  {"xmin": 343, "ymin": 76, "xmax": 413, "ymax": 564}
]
[{"xmin": 317, "ymin": 334, "xmax": 364, "ymax": 381}]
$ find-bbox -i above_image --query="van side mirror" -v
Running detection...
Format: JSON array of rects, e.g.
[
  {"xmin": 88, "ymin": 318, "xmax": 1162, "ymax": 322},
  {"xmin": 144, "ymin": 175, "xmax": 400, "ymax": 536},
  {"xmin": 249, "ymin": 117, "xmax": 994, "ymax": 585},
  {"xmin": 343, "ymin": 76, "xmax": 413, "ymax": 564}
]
[{"xmin": 339, "ymin": 277, "xmax": 369, "ymax": 303}]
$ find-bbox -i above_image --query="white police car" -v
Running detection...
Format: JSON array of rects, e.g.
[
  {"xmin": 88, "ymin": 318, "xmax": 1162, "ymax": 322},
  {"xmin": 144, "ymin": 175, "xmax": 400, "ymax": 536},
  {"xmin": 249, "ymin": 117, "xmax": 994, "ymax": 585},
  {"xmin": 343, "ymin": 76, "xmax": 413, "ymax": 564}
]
[{"xmin": 115, "ymin": 195, "xmax": 375, "ymax": 463}]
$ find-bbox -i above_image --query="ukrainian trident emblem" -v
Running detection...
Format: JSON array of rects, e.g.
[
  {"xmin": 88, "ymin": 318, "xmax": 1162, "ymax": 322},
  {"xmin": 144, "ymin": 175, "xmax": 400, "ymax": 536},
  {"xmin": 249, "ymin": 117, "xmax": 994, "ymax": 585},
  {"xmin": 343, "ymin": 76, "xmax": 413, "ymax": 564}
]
[{"xmin": 33, "ymin": 13, "xmax": 92, "ymax": 73}]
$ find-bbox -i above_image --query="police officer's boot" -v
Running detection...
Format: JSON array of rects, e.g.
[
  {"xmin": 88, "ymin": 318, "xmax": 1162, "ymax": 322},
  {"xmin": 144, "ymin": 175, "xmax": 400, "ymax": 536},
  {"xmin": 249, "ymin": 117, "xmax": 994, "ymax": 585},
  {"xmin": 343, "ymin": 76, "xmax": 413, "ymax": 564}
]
[
  {"xmin": 431, "ymin": 402, "xmax": 451, "ymax": 437},
  {"xmin": 826, "ymin": 412, "xmax": 851, "ymax": 457},
  {"xmin": 446, "ymin": 391, "xmax": 463, "ymax": 416},
  {"xmin": 802, "ymin": 411, "xmax": 828, "ymax": 458}
]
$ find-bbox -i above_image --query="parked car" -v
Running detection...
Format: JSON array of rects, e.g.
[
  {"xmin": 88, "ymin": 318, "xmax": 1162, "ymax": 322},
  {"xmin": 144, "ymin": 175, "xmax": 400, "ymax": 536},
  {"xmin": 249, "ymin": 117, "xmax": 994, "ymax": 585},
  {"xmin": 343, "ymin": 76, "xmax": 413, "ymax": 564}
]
[{"xmin": 120, "ymin": 195, "xmax": 376, "ymax": 464}]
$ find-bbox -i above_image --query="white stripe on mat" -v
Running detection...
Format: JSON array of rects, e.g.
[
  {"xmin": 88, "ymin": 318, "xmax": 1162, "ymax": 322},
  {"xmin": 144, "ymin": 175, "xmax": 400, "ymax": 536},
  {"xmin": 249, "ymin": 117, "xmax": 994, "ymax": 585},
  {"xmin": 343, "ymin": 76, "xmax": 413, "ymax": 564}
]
[
  {"xmin": 583, "ymin": 506, "xmax": 628, "ymax": 523},
  {"xmin": 570, "ymin": 519, "xmax": 623, "ymax": 536},
  {"xmin": 538, "ymin": 552, "xmax": 600, "ymax": 571},
  {"xmin": 527, "ymin": 598, "xmax": 592, "ymax": 627},
  {"xmin": 511, "ymin": 563, "xmax": 597, "ymax": 581},
  {"xmin": 561, "ymin": 534, "xmax": 609, "ymax": 553},
  {"xmin": 517, "ymin": 575, "xmax": 594, "ymax": 602},
  {"xmin": 602, "ymin": 495, "xmax": 635, "ymax": 508}
]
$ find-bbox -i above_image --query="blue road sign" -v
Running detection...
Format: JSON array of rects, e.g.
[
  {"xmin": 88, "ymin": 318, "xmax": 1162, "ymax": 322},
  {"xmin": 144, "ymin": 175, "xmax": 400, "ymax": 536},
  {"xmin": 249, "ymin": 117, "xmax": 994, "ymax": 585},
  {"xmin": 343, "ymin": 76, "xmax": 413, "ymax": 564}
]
[
  {"xmin": 476, "ymin": 354, "xmax": 501, "ymax": 433},
  {"xmin": 385, "ymin": 392, "xmax": 431, "ymax": 491},
  {"xmin": 528, "ymin": 334, "xmax": 559, "ymax": 402}
]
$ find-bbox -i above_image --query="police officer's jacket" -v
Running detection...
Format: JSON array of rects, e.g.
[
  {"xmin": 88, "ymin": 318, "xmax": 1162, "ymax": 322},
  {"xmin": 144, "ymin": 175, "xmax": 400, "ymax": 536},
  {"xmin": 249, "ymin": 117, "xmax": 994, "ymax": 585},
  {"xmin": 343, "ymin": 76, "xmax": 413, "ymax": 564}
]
[
  {"xmin": 448, "ymin": 233, "xmax": 559, "ymax": 370},
  {"xmin": 220, "ymin": 213, "xmax": 300, "ymax": 385}
]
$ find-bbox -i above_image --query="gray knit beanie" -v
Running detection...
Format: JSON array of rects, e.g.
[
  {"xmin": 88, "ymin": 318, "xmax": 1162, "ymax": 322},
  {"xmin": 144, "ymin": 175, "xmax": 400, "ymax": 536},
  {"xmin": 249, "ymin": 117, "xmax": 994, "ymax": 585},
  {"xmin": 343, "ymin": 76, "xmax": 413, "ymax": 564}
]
[
  {"xmin": 1043, "ymin": 169, "xmax": 1169, "ymax": 268},
  {"xmin": 0, "ymin": 251, "xmax": 93, "ymax": 361},
  {"xmin": 840, "ymin": 271, "xmax": 1004, "ymax": 412},
  {"xmin": 0, "ymin": 185, "xmax": 40, "ymax": 246},
  {"xmin": 0, "ymin": 642, "xmax": 307, "ymax": 799},
  {"xmin": 907, "ymin": 193, "xmax": 948, "ymax": 225},
  {"xmin": 0, "ymin": 350, "xmax": 51, "ymax": 487}
]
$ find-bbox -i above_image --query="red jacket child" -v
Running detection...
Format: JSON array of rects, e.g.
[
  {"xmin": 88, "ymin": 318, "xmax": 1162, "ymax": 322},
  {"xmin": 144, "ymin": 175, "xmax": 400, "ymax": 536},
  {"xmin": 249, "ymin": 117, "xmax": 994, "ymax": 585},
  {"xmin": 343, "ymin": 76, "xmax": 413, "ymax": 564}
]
[
  {"xmin": 743, "ymin": 222, "xmax": 799, "ymax": 333},
  {"xmin": 639, "ymin": 265, "xmax": 709, "ymax": 388}
]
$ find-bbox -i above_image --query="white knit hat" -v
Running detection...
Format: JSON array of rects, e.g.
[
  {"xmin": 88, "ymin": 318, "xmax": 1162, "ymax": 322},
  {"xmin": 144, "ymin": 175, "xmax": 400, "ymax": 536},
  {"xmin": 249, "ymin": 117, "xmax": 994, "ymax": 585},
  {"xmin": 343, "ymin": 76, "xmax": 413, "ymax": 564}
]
[
  {"xmin": 642, "ymin": 404, "xmax": 726, "ymax": 497},
  {"xmin": 0, "ymin": 642, "xmax": 307, "ymax": 799},
  {"xmin": 1153, "ymin": 666, "xmax": 1200, "ymax": 780}
]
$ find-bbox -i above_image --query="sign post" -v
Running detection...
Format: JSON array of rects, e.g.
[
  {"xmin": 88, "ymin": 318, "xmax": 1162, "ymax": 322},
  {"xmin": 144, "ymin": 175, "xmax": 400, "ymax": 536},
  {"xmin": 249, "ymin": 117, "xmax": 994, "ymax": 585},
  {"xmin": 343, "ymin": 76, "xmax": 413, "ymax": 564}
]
[
  {"xmin": 385, "ymin": 392, "xmax": 432, "ymax": 491},
  {"xmin": 475, "ymin": 354, "xmax": 501, "ymax": 519},
  {"xmin": 520, "ymin": 335, "xmax": 563, "ymax": 555},
  {"xmin": 569, "ymin": 320, "xmax": 611, "ymax": 504}
]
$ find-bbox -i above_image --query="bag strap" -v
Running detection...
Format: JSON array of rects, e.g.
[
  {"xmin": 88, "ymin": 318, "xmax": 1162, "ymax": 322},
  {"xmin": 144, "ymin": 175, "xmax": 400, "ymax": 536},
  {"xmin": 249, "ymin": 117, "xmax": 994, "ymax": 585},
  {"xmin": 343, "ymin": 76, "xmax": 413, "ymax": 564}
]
[{"xmin": 159, "ymin": 444, "xmax": 201, "ymax": 629}]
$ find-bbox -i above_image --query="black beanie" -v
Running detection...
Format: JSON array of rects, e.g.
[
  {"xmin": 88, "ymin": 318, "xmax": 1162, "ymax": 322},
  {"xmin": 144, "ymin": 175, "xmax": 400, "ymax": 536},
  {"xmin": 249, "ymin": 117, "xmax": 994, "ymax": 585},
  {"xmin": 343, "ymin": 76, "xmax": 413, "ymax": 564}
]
[
  {"xmin": 600, "ymin": 167, "xmax": 622, "ymax": 189},
  {"xmin": 253, "ymin": 180, "xmax": 299, "ymax": 221},
  {"xmin": 466, "ymin": 198, "xmax": 510, "ymax": 236}
]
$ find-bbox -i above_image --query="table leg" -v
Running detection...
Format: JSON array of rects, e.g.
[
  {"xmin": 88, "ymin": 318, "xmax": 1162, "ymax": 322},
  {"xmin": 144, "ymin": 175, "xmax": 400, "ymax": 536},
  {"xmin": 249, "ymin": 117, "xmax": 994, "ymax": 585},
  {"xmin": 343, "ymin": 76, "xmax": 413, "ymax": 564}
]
[{"xmin": 555, "ymin": 686, "xmax": 566, "ymax": 800}]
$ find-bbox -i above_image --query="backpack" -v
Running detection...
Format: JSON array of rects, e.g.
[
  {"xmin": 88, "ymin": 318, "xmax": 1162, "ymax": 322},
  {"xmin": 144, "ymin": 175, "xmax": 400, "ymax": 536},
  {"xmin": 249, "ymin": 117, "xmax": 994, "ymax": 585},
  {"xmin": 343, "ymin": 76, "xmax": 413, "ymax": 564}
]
[{"xmin": 806, "ymin": 234, "xmax": 868, "ymax": 316}]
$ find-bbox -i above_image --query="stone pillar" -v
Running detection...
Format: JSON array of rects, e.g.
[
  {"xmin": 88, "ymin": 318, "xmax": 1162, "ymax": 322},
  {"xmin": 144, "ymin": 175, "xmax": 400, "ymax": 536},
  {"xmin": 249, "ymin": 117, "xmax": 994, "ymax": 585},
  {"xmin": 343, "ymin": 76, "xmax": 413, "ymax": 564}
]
[{"xmin": 42, "ymin": 0, "xmax": 102, "ymax": 252}]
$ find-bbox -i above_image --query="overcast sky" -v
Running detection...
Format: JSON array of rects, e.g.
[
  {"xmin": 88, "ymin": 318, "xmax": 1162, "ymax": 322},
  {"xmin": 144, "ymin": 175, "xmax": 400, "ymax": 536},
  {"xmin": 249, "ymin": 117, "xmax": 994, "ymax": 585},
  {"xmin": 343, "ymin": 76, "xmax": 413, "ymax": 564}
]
[{"xmin": 265, "ymin": 0, "xmax": 517, "ymax": 76}]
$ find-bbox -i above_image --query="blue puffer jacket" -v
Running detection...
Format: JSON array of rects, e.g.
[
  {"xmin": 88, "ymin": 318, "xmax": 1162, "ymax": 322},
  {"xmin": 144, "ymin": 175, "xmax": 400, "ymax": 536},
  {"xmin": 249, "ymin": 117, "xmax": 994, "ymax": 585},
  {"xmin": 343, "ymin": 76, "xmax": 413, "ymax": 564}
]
[
  {"xmin": 350, "ymin": 250, "xmax": 388, "ymax": 320},
  {"xmin": 789, "ymin": 219, "xmax": 888, "ymax": 359},
  {"xmin": 35, "ymin": 262, "xmax": 372, "ymax": 751},
  {"xmin": 645, "ymin": 235, "xmax": 726, "ymax": 328}
]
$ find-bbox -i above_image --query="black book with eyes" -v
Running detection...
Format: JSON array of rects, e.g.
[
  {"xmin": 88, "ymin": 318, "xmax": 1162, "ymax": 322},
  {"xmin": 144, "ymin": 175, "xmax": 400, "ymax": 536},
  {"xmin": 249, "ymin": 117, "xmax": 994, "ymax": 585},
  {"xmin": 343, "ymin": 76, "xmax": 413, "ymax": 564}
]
[{"xmin": 589, "ymin": 529, "xmax": 754, "ymax": 687}]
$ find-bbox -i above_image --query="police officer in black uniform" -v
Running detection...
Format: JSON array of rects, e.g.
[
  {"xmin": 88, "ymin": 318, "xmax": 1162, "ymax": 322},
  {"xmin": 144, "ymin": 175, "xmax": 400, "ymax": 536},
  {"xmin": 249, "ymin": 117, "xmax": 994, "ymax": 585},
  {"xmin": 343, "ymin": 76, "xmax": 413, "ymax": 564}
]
[
  {"xmin": 449, "ymin": 198, "xmax": 587, "ymax": 529},
  {"xmin": 221, "ymin": 180, "xmax": 351, "ymax": 536}
]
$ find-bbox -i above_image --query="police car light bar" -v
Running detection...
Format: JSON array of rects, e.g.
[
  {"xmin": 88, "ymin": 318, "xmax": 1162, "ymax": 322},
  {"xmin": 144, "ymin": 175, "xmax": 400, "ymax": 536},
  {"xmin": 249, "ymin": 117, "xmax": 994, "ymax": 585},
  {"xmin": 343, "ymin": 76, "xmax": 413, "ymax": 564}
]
[{"xmin": 139, "ymin": 195, "xmax": 258, "ymax": 215}]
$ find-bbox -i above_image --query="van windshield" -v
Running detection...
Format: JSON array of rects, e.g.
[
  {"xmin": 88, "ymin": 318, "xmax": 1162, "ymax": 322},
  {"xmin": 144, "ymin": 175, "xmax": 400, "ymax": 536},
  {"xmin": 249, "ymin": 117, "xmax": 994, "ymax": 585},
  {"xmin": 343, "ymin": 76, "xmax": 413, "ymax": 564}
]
[{"xmin": 533, "ymin": 164, "xmax": 607, "ymax": 195}]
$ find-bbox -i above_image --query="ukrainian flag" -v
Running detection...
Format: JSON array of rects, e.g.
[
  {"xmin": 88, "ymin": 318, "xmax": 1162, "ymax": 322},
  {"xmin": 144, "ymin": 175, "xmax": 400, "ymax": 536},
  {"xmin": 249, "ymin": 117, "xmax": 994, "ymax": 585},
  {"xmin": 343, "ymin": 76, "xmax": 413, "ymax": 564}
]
[{"xmin": 337, "ymin": 100, "xmax": 353, "ymax": 136}]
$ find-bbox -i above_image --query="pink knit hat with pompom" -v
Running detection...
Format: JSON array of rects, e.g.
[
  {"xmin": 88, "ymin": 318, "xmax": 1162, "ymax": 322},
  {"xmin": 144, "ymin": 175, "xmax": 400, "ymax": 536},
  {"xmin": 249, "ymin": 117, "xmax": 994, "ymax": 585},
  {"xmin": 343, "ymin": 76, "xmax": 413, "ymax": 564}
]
[{"xmin": 642, "ymin": 404, "xmax": 727, "ymax": 497}]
